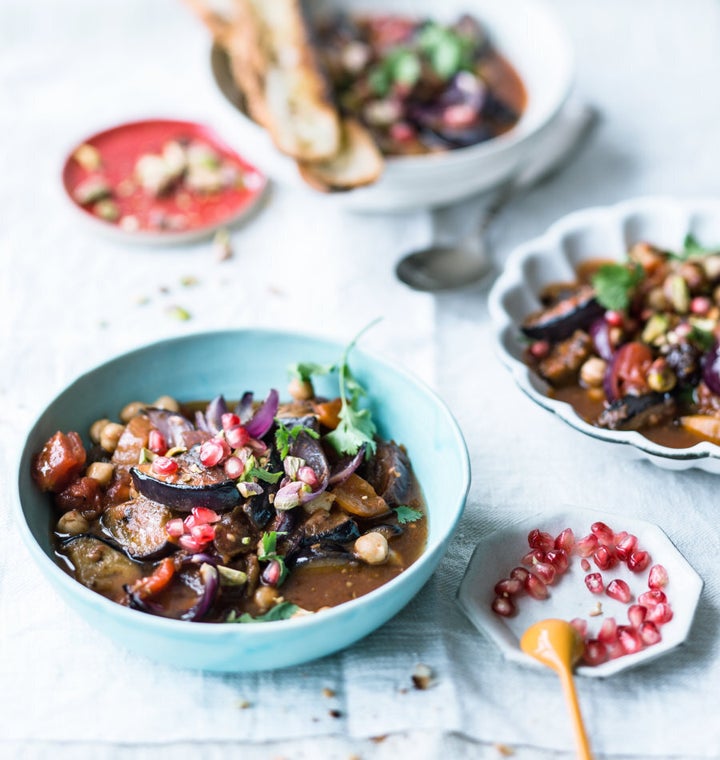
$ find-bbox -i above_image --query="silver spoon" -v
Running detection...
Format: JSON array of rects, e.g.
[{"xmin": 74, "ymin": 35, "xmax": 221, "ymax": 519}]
[{"xmin": 395, "ymin": 103, "xmax": 599, "ymax": 292}]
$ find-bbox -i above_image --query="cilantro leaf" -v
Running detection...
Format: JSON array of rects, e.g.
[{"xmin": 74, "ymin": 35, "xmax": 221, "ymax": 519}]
[
  {"xmin": 275, "ymin": 421, "xmax": 320, "ymax": 459},
  {"xmin": 683, "ymin": 233, "xmax": 718, "ymax": 258},
  {"xmin": 227, "ymin": 602, "xmax": 302, "ymax": 624},
  {"xmin": 324, "ymin": 320, "xmax": 381, "ymax": 457},
  {"xmin": 393, "ymin": 506, "xmax": 424, "ymax": 524},
  {"xmin": 591, "ymin": 263, "xmax": 644, "ymax": 311},
  {"xmin": 288, "ymin": 361, "xmax": 335, "ymax": 383}
]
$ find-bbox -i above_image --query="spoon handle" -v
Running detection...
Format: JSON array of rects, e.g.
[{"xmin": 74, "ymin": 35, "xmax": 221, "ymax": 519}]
[
  {"xmin": 478, "ymin": 102, "xmax": 599, "ymax": 232},
  {"xmin": 558, "ymin": 667, "xmax": 594, "ymax": 760}
]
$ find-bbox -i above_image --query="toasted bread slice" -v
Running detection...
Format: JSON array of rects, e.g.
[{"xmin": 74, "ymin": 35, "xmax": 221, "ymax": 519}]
[{"xmin": 298, "ymin": 119, "xmax": 384, "ymax": 192}]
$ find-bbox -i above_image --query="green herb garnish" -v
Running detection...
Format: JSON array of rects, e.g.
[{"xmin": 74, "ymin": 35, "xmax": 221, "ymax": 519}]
[
  {"xmin": 257, "ymin": 531, "xmax": 288, "ymax": 585},
  {"xmin": 418, "ymin": 22, "xmax": 474, "ymax": 79},
  {"xmin": 247, "ymin": 467, "xmax": 283, "ymax": 485},
  {"xmin": 591, "ymin": 263, "xmax": 645, "ymax": 311},
  {"xmin": 275, "ymin": 421, "xmax": 320, "ymax": 459},
  {"xmin": 226, "ymin": 602, "xmax": 302, "ymax": 624},
  {"xmin": 324, "ymin": 321, "xmax": 380, "ymax": 457},
  {"xmin": 393, "ymin": 506, "xmax": 424, "ymax": 524},
  {"xmin": 288, "ymin": 361, "xmax": 335, "ymax": 383}
]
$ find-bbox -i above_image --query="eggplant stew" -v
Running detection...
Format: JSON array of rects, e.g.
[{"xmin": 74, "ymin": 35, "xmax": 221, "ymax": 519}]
[
  {"xmin": 315, "ymin": 13, "xmax": 526, "ymax": 156},
  {"xmin": 31, "ymin": 352, "xmax": 426, "ymax": 624},
  {"xmin": 522, "ymin": 236, "xmax": 720, "ymax": 448}
]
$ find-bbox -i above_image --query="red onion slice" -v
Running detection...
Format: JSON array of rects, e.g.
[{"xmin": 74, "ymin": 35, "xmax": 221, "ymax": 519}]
[{"xmin": 245, "ymin": 389, "xmax": 279, "ymax": 439}]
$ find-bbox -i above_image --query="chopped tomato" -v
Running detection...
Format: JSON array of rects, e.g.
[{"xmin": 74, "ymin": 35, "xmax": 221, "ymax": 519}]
[
  {"xmin": 128, "ymin": 557, "xmax": 176, "ymax": 601},
  {"xmin": 313, "ymin": 398, "xmax": 342, "ymax": 430},
  {"xmin": 32, "ymin": 431, "xmax": 86, "ymax": 492},
  {"xmin": 607, "ymin": 342, "xmax": 653, "ymax": 400},
  {"xmin": 54, "ymin": 476, "xmax": 102, "ymax": 516}
]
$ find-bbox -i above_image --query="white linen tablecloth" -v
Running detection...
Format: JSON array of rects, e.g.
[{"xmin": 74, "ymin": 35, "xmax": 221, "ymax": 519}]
[{"xmin": 3, "ymin": 1, "xmax": 720, "ymax": 758}]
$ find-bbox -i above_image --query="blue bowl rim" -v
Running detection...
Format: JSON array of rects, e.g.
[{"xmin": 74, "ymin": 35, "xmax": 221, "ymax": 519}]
[{"xmin": 14, "ymin": 327, "xmax": 470, "ymax": 638}]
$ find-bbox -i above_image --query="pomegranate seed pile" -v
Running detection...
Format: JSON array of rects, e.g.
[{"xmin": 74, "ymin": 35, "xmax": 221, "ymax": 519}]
[{"xmin": 491, "ymin": 521, "xmax": 673, "ymax": 666}]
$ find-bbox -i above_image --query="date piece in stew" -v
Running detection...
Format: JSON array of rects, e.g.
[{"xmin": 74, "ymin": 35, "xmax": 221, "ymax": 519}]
[
  {"xmin": 32, "ymin": 359, "xmax": 427, "ymax": 624},
  {"xmin": 521, "ymin": 236, "xmax": 720, "ymax": 448}
]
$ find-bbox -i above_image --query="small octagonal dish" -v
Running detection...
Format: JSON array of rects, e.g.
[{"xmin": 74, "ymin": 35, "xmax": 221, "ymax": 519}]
[{"xmin": 457, "ymin": 508, "xmax": 703, "ymax": 677}]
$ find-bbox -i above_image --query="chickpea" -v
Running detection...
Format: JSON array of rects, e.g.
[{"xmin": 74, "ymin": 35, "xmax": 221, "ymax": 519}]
[
  {"xmin": 152, "ymin": 395, "xmax": 180, "ymax": 412},
  {"xmin": 56, "ymin": 510, "xmax": 89, "ymax": 536},
  {"xmin": 579, "ymin": 357, "xmax": 607, "ymax": 389},
  {"xmin": 120, "ymin": 400, "xmax": 146, "ymax": 422},
  {"xmin": 86, "ymin": 461, "xmax": 114, "ymax": 487},
  {"xmin": 354, "ymin": 532, "xmax": 389, "ymax": 565},
  {"xmin": 288, "ymin": 376, "xmax": 314, "ymax": 401},
  {"xmin": 89, "ymin": 418, "xmax": 111, "ymax": 444},
  {"xmin": 253, "ymin": 585, "xmax": 279, "ymax": 613},
  {"xmin": 100, "ymin": 422, "xmax": 125, "ymax": 453},
  {"xmin": 703, "ymin": 255, "xmax": 720, "ymax": 282}
]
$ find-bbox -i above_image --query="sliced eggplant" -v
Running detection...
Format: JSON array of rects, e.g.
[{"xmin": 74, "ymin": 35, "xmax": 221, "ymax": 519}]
[
  {"xmin": 522, "ymin": 285, "xmax": 604, "ymax": 342},
  {"xmin": 302, "ymin": 508, "xmax": 360, "ymax": 544},
  {"xmin": 130, "ymin": 447, "xmax": 239, "ymax": 513},
  {"xmin": 597, "ymin": 393, "xmax": 676, "ymax": 431},
  {"xmin": 60, "ymin": 534, "xmax": 142, "ymax": 603},
  {"xmin": 287, "ymin": 541, "xmax": 358, "ymax": 569},
  {"xmin": 364, "ymin": 441, "xmax": 412, "ymax": 507},
  {"xmin": 214, "ymin": 506, "xmax": 256, "ymax": 561},
  {"xmin": 101, "ymin": 496, "xmax": 175, "ymax": 560},
  {"xmin": 111, "ymin": 415, "xmax": 153, "ymax": 468}
]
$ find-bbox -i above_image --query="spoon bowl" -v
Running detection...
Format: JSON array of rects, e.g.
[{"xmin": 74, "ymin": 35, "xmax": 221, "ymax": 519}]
[
  {"xmin": 395, "ymin": 243, "xmax": 493, "ymax": 292},
  {"xmin": 521, "ymin": 619, "xmax": 593, "ymax": 760}
]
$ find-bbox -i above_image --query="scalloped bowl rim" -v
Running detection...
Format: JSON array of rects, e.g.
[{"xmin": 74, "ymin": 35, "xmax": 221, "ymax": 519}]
[
  {"xmin": 488, "ymin": 196, "xmax": 720, "ymax": 467},
  {"xmin": 14, "ymin": 329, "xmax": 470, "ymax": 659}
]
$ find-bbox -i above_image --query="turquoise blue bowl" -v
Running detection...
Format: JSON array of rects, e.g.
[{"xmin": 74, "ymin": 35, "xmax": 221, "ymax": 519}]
[{"xmin": 15, "ymin": 330, "xmax": 470, "ymax": 672}]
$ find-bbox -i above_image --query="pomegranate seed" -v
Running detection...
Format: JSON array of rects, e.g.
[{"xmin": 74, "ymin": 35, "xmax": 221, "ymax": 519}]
[
  {"xmin": 691, "ymin": 296, "xmax": 712, "ymax": 316},
  {"xmin": 639, "ymin": 621, "xmax": 662, "ymax": 645},
  {"xmin": 594, "ymin": 545, "xmax": 618, "ymax": 570},
  {"xmin": 591, "ymin": 521, "xmax": 615, "ymax": 545},
  {"xmin": 521, "ymin": 549, "xmax": 546, "ymax": 566},
  {"xmin": 152, "ymin": 456, "xmax": 178, "ymax": 476},
  {"xmin": 199, "ymin": 438, "xmax": 230, "ymax": 467},
  {"xmin": 554, "ymin": 528, "xmax": 575, "ymax": 553},
  {"xmin": 224, "ymin": 455, "xmax": 245, "ymax": 479},
  {"xmin": 647, "ymin": 603, "xmax": 673, "ymax": 625},
  {"xmin": 191, "ymin": 507, "xmax": 220, "ymax": 524},
  {"xmin": 583, "ymin": 639, "xmax": 608, "ymax": 666},
  {"xmin": 528, "ymin": 529, "xmax": 554, "ymax": 552},
  {"xmin": 529, "ymin": 340, "xmax": 550, "ymax": 359},
  {"xmin": 533, "ymin": 561, "xmax": 557, "ymax": 585},
  {"xmin": 442, "ymin": 103, "xmax": 477, "ymax": 129},
  {"xmin": 298, "ymin": 466, "xmax": 319, "ymax": 487},
  {"xmin": 628, "ymin": 550, "xmax": 650, "ymax": 572},
  {"xmin": 510, "ymin": 567, "xmax": 530, "ymax": 583},
  {"xmin": 494, "ymin": 578, "xmax": 523, "ymax": 596},
  {"xmin": 226, "ymin": 425, "xmax": 250, "ymax": 449},
  {"xmin": 261, "ymin": 559, "xmax": 283, "ymax": 586},
  {"xmin": 628, "ymin": 604, "xmax": 647, "ymax": 627},
  {"xmin": 575, "ymin": 534, "xmax": 599, "ymax": 557},
  {"xmin": 389, "ymin": 121, "xmax": 416, "ymax": 142},
  {"xmin": 524, "ymin": 571, "xmax": 549, "ymax": 600},
  {"xmin": 580, "ymin": 558, "xmax": 591, "ymax": 572},
  {"xmin": 605, "ymin": 310, "xmax": 624, "ymax": 327},
  {"xmin": 221, "ymin": 412, "xmax": 241, "ymax": 430},
  {"xmin": 545, "ymin": 549, "xmax": 569, "ymax": 574},
  {"xmin": 607, "ymin": 579, "xmax": 632, "ymax": 603},
  {"xmin": 178, "ymin": 534, "xmax": 205, "ymax": 552},
  {"xmin": 190, "ymin": 523, "xmax": 215, "ymax": 543},
  {"xmin": 638, "ymin": 590, "xmax": 667, "ymax": 607},
  {"xmin": 148, "ymin": 429, "xmax": 168, "ymax": 455},
  {"xmin": 598, "ymin": 617, "xmax": 618, "ymax": 644},
  {"xmin": 183, "ymin": 514, "xmax": 198, "ymax": 530},
  {"xmin": 648, "ymin": 564, "xmax": 669, "ymax": 589},
  {"xmin": 615, "ymin": 533, "xmax": 638, "ymax": 561},
  {"xmin": 165, "ymin": 517, "xmax": 185, "ymax": 538},
  {"xmin": 617, "ymin": 626, "xmax": 643, "ymax": 654},
  {"xmin": 491, "ymin": 596, "xmax": 516, "ymax": 617},
  {"xmin": 585, "ymin": 572, "xmax": 604, "ymax": 594},
  {"xmin": 606, "ymin": 639, "xmax": 626, "ymax": 659},
  {"xmin": 570, "ymin": 618, "xmax": 588, "ymax": 637}
]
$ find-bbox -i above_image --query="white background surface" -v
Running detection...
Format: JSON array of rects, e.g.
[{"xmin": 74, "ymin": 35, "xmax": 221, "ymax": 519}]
[{"xmin": 3, "ymin": 1, "xmax": 720, "ymax": 758}]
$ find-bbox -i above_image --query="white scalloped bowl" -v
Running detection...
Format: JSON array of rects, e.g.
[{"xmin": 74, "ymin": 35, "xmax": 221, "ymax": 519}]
[
  {"xmin": 209, "ymin": 0, "xmax": 573, "ymax": 211},
  {"xmin": 488, "ymin": 197, "xmax": 720, "ymax": 473}
]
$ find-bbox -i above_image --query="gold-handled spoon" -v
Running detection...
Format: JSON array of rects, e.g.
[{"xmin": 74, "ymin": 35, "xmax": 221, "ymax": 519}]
[{"xmin": 520, "ymin": 619, "xmax": 593, "ymax": 760}]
